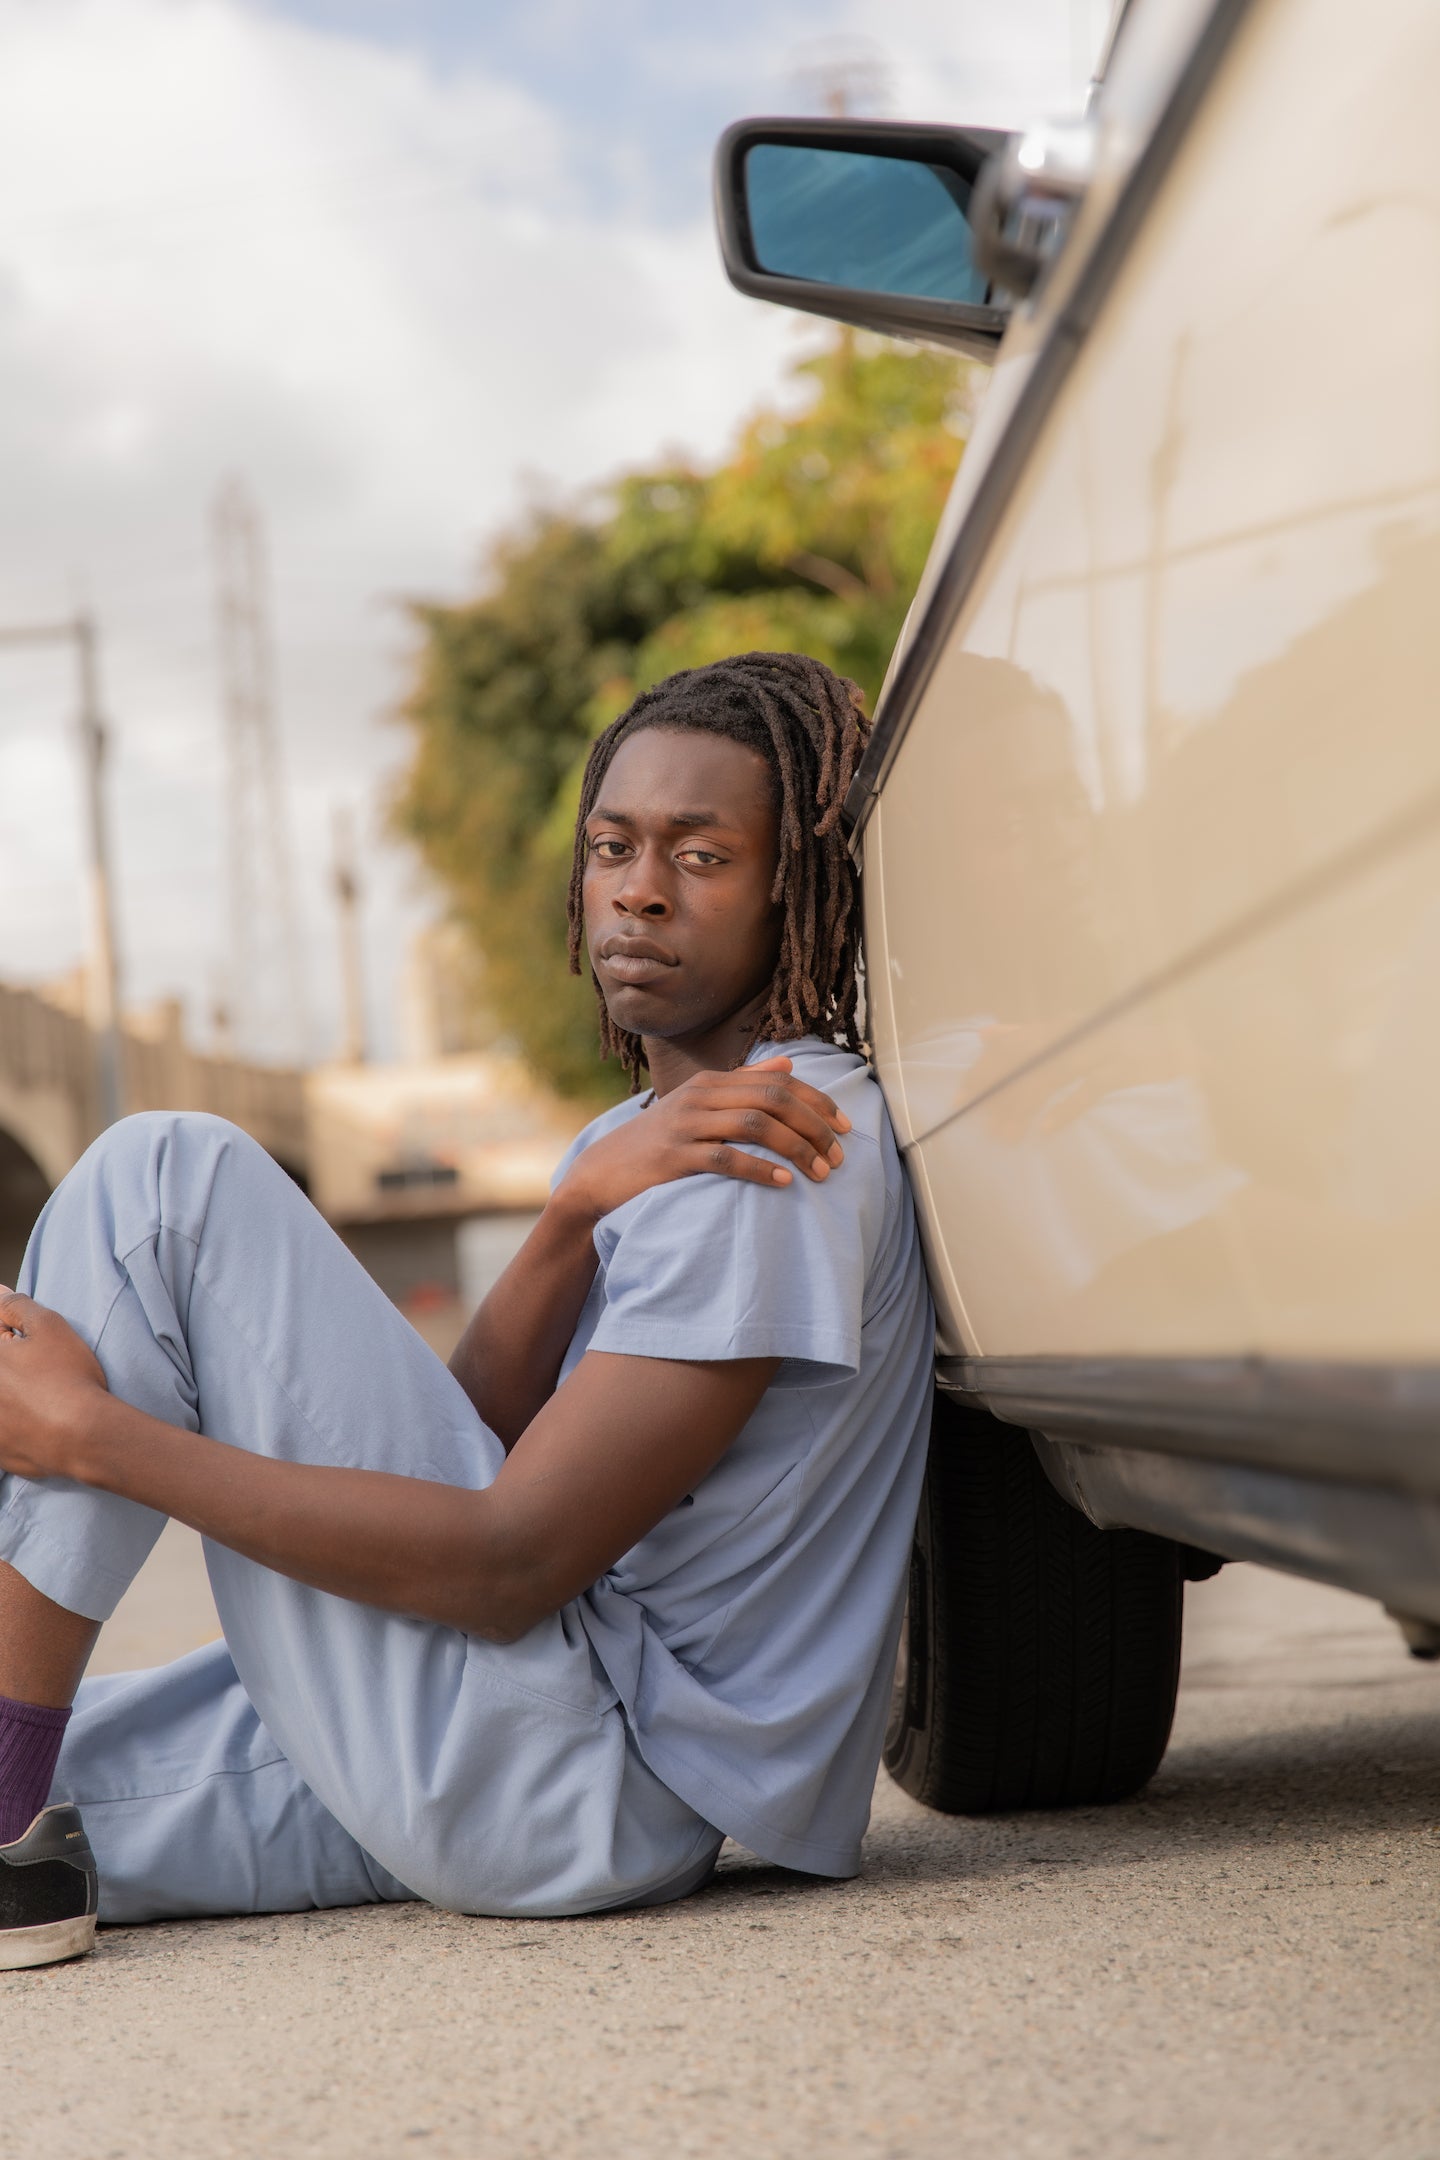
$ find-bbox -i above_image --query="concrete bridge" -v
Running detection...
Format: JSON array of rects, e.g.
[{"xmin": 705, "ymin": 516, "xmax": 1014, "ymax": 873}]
[
  {"xmin": 0, "ymin": 977, "xmax": 582, "ymax": 1347},
  {"xmin": 0, "ymin": 979, "xmax": 306, "ymax": 1281}
]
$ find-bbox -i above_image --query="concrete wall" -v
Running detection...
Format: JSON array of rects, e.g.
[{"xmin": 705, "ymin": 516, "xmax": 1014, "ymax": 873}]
[{"xmin": 0, "ymin": 979, "xmax": 308, "ymax": 1276}]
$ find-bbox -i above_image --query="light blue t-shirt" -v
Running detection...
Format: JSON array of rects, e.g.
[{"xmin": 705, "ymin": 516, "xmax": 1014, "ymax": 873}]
[{"xmin": 554, "ymin": 1038, "xmax": 935, "ymax": 1878}]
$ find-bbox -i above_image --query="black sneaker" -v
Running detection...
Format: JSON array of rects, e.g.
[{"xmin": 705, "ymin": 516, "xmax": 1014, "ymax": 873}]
[{"xmin": 0, "ymin": 1805, "xmax": 98, "ymax": 1970}]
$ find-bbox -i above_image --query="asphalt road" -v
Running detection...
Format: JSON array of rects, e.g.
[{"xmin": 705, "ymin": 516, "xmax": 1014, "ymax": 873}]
[{"xmin": 3, "ymin": 1528, "xmax": 1436, "ymax": 2159}]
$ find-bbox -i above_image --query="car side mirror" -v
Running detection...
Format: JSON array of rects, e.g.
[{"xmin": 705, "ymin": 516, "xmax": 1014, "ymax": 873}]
[{"xmin": 714, "ymin": 119, "xmax": 1014, "ymax": 360}]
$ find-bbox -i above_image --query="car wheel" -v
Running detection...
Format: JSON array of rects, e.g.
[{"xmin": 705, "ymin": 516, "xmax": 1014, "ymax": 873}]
[{"xmin": 884, "ymin": 1391, "xmax": 1183, "ymax": 1813}]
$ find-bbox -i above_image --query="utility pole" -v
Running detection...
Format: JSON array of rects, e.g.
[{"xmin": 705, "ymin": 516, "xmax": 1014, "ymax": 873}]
[
  {"xmin": 0, "ymin": 613, "xmax": 124, "ymax": 1129},
  {"xmin": 212, "ymin": 476, "xmax": 306, "ymax": 1064},
  {"xmin": 330, "ymin": 803, "xmax": 366, "ymax": 1064}
]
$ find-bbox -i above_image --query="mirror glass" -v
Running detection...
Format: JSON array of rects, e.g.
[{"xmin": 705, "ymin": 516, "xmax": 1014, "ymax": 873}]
[{"xmin": 744, "ymin": 144, "xmax": 988, "ymax": 306}]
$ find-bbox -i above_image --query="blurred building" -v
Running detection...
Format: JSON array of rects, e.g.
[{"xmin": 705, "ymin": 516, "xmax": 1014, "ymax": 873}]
[{"xmin": 305, "ymin": 1048, "xmax": 585, "ymax": 1353}]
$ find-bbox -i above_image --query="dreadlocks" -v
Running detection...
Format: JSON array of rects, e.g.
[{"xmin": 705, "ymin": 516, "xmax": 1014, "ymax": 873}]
[{"xmin": 566, "ymin": 650, "xmax": 870, "ymax": 1089}]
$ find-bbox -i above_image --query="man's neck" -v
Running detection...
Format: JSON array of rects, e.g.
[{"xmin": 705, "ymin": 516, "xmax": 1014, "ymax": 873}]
[{"xmin": 642, "ymin": 995, "xmax": 776, "ymax": 1098}]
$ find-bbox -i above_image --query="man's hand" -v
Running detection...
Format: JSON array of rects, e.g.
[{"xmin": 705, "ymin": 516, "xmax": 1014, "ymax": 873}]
[
  {"xmin": 556, "ymin": 1056, "xmax": 850, "ymax": 1227},
  {"xmin": 0, "ymin": 1290, "xmax": 108, "ymax": 1483}
]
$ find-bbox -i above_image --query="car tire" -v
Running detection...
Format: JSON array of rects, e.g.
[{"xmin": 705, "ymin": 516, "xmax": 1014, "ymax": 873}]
[{"xmin": 884, "ymin": 1391, "xmax": 1183, "ymax": 1813}]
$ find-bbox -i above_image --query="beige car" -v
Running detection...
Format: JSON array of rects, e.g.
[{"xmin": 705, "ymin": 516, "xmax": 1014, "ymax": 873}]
[{"xmin": 716, "ymin": 0, "xmax": 1440, "ymax": 1816}]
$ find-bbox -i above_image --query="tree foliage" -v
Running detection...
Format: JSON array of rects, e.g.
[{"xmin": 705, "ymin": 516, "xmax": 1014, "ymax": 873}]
[{"xmin": 393, "ymin": 336, "xmax": 972, "ymax": 1100}]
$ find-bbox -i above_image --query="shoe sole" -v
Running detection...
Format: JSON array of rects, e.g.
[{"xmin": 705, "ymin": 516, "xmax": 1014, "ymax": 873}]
[{"xmin": 0, "ymin": 1912, "xmax": 97, "ymax": 1971}]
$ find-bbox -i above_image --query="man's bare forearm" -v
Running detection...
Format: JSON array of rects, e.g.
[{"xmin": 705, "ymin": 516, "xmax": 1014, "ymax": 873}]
[
  {"xmin": 68, "ymin": 1394, "xmax": 533, "ymax": 1640},
  {"xmin": 447, "ymin": 1191, "xmax": 601, "ymax": 1446},
  {"xmin": 2, "ymin": 1284, "xmax": 778, "ymax": 1649}
]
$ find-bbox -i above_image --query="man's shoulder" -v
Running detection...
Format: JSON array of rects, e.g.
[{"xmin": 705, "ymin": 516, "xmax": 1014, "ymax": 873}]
[
  {"xmin": 551, "ymin": 1093, "xmax": 646, "ymax": 1190},
  {"xmin": 576, "ymin": 1094, "xmax": 648, "ymax": 1147},
  {"xmin": 768, "ymin": 1041, "xmax": 896, "ymax": 1162},
  {"xmin": 586, "ymin": 1044, "xmax": 918, "ymax": 1380},
  {"xmin": 598, "ymin": 1043, "xmax": 895, "ymax": 1251}
]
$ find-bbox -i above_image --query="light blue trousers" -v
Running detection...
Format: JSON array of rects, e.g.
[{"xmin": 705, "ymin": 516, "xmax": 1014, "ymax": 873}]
[{"xmin": 0, "ymin": 1114, "xmax": 721, "ymax": 1923}]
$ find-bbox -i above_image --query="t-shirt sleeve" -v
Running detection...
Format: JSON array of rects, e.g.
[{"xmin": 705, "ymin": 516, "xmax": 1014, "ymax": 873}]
[{"xmin": 585, "ymin": 1141, "xmax": 881, "ymax": 1389}]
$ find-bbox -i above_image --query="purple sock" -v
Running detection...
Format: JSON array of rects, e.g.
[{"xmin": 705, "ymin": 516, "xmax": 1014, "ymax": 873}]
[{"xmin": 0, "ymin": 1693, "xmax": 72, "ymax": 1847}]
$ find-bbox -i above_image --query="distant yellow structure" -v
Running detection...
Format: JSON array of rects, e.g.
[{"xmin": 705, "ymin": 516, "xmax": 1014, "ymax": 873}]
[
  {"xmin": 303, "ymin": 1053, "xmax": 585, "ymax": 1228},
  {"xmin": 303, "ymin": 1051, "xmax": 587, "ymax": 1344}
]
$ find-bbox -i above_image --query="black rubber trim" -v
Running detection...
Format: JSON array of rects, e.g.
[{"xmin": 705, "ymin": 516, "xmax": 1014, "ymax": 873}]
[
  {"xmin": 937, "ymin": 1354, "xmax": 1440, "ymax": 1499},
  {"xmin": 841, "ymin": 0, "xmax": 1263, "ymax": 845},
  {"xmin": 883, "ymin": 1391, "xmax": 1182, "ymax": 1813},
  {"xmin": 713, "ymin": 117, "xmax": 1011, "ymax": 361}
]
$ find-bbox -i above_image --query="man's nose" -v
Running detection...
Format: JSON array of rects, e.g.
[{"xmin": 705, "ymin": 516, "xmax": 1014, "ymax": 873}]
[{"xmin": 614, "ymin": 846, "xmax": 671, "ymax": 917}]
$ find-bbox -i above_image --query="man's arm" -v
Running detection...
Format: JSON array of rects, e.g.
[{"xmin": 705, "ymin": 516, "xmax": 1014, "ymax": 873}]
[
  {"xmin": 446, "ymin": 1189, "xmax": 605, "ymax": 1449},
  {"xmin": 0, "ymin": 1293, "xmax": 777, "ymax": 1641},
  {"xmin": 449, "ymin": 1058, "xmax": 847, "ymax": 1445}
]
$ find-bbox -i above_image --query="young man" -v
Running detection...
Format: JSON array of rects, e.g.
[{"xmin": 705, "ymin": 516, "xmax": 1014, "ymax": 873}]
[{"xmin": 0, "ymin": 650, "xmax": 934, "ymax": 1969}]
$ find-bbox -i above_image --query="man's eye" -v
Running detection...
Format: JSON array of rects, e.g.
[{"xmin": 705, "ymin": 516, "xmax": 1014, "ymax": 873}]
[
  {"xmin": 591, "ymin": 839, "xmax": 629, "ymax": 859},
  {"xmin": 679, "ymin": 848, "xmax": 724, "ymax": 866}
]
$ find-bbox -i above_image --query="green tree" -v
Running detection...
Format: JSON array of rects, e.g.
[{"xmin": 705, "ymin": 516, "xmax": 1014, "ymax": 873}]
[{"xmin": 393, "ymin": 336, "xmax": 972, "ymax": 1100}]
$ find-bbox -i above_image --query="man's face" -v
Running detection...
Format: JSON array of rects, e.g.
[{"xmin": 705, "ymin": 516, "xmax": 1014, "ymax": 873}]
[{"xmin": 582, "ymin": 726, "xmax": 782, "ymax": 1053}]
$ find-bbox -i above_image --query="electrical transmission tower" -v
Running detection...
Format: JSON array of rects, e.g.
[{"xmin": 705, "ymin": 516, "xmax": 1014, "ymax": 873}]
[
  {"xmin": 212, "ymin": 476, "xmax": 306, "ymax": 1063},
  {"xmin": 788, "ymin": 35, "xmax": 890, "ymax": 119}
]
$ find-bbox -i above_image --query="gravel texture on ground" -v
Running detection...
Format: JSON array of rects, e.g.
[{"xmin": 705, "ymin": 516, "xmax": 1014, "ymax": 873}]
[{"xmin": 3, "ymin": 1529, "xmax": 1436, "ymax": 2158}]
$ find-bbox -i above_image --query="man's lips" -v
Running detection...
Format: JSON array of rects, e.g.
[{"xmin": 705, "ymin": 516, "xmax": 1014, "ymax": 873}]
[{"xmin": 595, "ymin": 934, "xmax": 679, "ymax": 984}]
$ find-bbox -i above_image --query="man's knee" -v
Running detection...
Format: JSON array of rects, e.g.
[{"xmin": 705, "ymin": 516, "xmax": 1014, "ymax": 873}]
[
  {"xmin": 95, "ymin": 1109, "xmax": 264, "ymax": 1170},
  {"xmin": 76, "ymin": 1112, "xmax": 284, "ymax": 1230}
]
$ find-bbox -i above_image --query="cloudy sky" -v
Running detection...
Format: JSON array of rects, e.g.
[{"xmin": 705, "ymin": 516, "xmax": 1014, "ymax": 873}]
[{"xmin": 0, "ymin": 0, "xmax": 1109, "ymax": 1063}]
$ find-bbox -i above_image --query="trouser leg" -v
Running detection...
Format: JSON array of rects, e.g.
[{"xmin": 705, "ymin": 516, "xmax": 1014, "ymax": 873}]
[
  {"xmin": 56, "ymin": 1640, "xmax": 415, "ymax": 1922},
  {"xmin": 0, "ymin": 1110, "xmax": 506, "ymax": 1623},
  {"xmin": 0, "ymin": 1112, "xmax": 713, "ymax": 1918}
]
